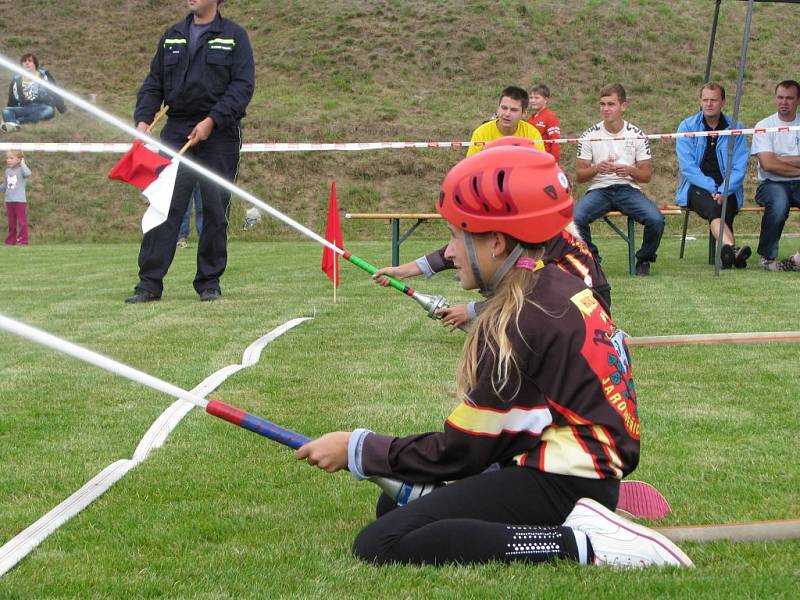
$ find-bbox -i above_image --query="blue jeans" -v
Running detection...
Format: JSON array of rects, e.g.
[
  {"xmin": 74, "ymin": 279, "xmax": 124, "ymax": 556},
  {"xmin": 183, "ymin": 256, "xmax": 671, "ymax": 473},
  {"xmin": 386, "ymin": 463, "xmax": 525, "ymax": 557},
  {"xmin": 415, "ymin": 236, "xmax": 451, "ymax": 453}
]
[
  {"xmin": 3, "ymin": 104, "xmax": 55, "ymax": 124},
  {"xmin": 573, "ymin": 184, "xmax": 665, "ymax": 263},
  {"xmin": 178, "ymin": 185, "xmax": 203, "ymax": 240},
  {"xmin": 755, "ymin": 180, "xmax": 800, "ymax": 260}
]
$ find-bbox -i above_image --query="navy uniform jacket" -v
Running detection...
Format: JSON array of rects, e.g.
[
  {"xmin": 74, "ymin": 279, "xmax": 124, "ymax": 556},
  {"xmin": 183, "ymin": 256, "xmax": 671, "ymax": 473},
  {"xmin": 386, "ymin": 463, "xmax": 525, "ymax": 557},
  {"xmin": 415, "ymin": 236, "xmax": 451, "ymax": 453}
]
[{"xmin": 134, "ymin": 11, "xmax": 255, "ymax": 149}]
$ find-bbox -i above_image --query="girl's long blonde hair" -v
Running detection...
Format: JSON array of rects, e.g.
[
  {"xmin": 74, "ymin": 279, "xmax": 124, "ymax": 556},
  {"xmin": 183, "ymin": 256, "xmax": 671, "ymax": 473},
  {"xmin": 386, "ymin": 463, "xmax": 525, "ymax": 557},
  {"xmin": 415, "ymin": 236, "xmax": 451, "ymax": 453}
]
[{"xmin": 455, "ymin": 237, "xmax": 548, "ymax": 404}]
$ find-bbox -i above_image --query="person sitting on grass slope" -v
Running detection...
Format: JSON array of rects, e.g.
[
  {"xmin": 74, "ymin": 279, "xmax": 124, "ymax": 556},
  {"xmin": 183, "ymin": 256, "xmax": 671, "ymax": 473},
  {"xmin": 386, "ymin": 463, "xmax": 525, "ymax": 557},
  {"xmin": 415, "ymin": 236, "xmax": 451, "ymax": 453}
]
[
  {"xmin": 1, "ymin": 53, "xmax": 67, "ymax": 132},
  {"xmin": 296, "ymin": 146, "xmax": 692, "ymax": 569},
  {"xmin": 373, "ymin": 136, "xmax": 611, "ymax": 331}
]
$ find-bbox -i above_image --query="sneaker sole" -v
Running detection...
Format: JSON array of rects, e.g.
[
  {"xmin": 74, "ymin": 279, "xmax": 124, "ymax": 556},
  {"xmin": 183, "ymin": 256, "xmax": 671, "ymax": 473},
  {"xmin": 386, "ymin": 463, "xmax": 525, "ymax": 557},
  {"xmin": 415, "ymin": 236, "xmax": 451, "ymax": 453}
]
[
  {"xmin": 617, "ymin": 480, "xmax": 671, "ymax": 520},
  {"xmin": 574, "ymin": 498, "xmax": 694, "ymax": 567}
]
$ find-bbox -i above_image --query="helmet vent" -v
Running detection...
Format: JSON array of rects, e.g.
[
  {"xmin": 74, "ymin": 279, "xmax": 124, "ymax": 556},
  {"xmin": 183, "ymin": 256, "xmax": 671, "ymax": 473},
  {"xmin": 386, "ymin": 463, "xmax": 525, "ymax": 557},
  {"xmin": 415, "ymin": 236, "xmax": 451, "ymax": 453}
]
[
  {"xmin": 482, "ymin": 203, "xmax": 490, "ymax": 213},
  {"xmin": 505, "ymin": 202, "xmax": 512, "ymax": 213},
  {"xmin": 455, "ymin": 194, "xmax": 462, "ymax": 205},
  {"xmin": 544, "ymin": 185, "xmax": 558, "ymax": 200},
  {"xmin": 496, "ymin": 170, "xmax": 506, "ymax": 192},
  {"xmin": 471, "ymin": 177, "xmax": 480, "ymax": 197}
]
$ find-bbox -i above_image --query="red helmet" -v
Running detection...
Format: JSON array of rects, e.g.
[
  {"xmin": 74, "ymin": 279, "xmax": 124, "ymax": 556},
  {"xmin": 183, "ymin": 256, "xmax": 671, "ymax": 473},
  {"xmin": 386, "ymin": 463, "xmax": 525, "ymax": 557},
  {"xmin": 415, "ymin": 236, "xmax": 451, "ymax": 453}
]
[{"xmin": 437, "ymin": 146, "xmax": 573, "ymax": 243}]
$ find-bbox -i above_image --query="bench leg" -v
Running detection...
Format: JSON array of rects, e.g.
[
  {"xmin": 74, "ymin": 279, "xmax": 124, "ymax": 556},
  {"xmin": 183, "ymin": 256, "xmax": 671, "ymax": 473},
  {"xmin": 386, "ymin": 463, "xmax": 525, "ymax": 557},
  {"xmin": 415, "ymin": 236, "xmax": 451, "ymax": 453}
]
[
  {"xmin": 708, "ymin": 230, "xmax": 716, "ymax": 265},
  {"xmin": 628, "ymin": 217, "xmax": 636, "ymax": 275},
  {"xmin": 391, "ymin": 219, "xmax": 400, "ymax": 267},
  {"xmin": 679, "ymin": 210, "xmax": 690, "ymax": 259}
]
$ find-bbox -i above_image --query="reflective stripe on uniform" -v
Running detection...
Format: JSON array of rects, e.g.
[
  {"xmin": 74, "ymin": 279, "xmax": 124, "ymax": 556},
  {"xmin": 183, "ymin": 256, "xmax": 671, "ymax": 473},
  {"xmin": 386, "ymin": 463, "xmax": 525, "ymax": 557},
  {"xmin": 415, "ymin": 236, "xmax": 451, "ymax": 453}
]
[{"xmin": 447, "ymin": 402, "xmax": 552, "ymax": 437}]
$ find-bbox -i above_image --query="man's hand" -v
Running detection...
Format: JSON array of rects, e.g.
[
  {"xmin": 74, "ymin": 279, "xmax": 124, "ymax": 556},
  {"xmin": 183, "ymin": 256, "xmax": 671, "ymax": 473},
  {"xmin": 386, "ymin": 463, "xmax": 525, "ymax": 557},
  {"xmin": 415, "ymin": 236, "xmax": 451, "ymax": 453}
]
[
  {"xmin": 372, "ymin": 262, "xmax": 422, "ymax": 287},
  {"xmin": 712, "ymin": 192, "xmax": 723, "ymax": 205},
  {"xmin": 613, "ymin": 163, "xmax": 634, "ymax": 177},
  {"xmin": 188, "ymin": 116, "xmax": 216, "ymax": 144},
  {"xmin": 436, "ymin": 304, "xmax": 469, "ymax": 330},
  {"xmin": 136, "ymin": 121, "xmax": 150, "ymax": 134},
  {"xmin": 596, "ymin": 159, "xmax": 617, "ymax": 175},
  {"xmin": 295, "ymin": 432, "xmax": 351, "ymax": 473}
]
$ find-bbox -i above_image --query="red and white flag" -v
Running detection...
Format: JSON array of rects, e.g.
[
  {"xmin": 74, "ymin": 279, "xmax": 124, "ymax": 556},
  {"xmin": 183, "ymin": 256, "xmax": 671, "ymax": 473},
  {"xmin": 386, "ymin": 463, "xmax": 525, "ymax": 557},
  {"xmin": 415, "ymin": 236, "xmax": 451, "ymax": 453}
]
[
  {"xmin": 321, "ymin": 181, "xmax": 343, "ymax": 288},
  {"xmin": 108, "ymin": 140, "xmax": 179, "ymax": 233}
]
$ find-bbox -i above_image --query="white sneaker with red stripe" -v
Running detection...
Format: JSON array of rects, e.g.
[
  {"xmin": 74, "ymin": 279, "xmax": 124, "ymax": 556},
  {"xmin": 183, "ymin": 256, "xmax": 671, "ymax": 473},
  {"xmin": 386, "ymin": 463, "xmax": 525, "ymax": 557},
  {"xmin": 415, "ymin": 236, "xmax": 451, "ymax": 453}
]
[{"xmin": 564, "ymin": 497, "xmax": 693, "ymax": 568}]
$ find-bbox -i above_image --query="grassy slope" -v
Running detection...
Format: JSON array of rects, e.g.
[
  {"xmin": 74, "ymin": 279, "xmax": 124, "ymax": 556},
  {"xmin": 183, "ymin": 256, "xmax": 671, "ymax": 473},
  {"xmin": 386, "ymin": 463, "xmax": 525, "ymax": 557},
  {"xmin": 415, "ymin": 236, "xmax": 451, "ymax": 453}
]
[
  {"xmin": 0, "ymin": 239, "xmax": 798, "ymax": 598},
  {"xmin": 1, "ymin": 0, "xmax": 799, "ymax": 241}
]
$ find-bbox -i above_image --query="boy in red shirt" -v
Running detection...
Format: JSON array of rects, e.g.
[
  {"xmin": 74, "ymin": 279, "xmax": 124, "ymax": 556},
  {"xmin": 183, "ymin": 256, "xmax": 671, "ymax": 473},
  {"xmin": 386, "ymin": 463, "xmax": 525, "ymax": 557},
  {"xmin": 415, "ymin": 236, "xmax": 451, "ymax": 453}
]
[{"xmin": 528, "ymin": 83, "xmax": 561, "ymax": 162}]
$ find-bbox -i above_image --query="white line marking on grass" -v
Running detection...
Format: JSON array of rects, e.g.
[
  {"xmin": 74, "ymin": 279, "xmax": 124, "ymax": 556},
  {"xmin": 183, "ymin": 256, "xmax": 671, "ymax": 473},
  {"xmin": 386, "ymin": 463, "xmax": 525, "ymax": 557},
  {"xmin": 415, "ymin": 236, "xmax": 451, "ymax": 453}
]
[{"xmin": 0, "ymin": 317, "xmax": 312, "ymax": 577}]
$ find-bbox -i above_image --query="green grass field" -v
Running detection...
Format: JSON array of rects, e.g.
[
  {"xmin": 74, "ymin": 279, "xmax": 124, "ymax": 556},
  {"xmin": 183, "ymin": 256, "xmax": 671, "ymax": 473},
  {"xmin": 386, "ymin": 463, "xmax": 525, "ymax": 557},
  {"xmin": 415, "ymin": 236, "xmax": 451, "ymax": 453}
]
[{"xmin": 0, "ymin": 237, "xmax": 798, "ymax": 598}]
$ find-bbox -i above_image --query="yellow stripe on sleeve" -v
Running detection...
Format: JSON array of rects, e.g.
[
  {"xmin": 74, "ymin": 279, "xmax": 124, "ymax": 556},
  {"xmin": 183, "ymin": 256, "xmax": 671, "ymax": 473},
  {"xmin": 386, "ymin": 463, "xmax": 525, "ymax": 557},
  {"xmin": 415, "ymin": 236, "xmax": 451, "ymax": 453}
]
[{"xmin": 447, "ymin": 402, "xmax": 552, "ymax": 437}]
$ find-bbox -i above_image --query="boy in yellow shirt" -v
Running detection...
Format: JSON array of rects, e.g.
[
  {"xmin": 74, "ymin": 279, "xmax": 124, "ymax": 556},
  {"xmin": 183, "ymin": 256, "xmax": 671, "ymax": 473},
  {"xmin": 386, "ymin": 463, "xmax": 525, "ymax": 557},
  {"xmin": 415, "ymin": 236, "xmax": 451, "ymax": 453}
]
[{"xmin": 467, "ymin": 86, "xmax": 545, "ymax": 156}]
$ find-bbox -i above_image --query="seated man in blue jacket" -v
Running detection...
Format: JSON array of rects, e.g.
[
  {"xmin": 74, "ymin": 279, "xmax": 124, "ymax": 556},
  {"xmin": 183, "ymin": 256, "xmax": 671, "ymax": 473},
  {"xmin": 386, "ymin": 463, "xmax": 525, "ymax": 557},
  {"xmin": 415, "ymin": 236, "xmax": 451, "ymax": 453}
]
[{"xmin": 675, "ymin": 82, "xmax": 751, "ymax": 268}]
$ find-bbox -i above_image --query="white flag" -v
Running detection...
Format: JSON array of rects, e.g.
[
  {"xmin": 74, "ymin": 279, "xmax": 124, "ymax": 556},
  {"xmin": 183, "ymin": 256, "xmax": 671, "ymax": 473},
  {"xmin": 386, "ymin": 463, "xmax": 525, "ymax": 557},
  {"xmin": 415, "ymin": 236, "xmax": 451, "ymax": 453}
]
[{"xmin": 141, "ymin": 159, "xmax": 180, "ymax": 234}]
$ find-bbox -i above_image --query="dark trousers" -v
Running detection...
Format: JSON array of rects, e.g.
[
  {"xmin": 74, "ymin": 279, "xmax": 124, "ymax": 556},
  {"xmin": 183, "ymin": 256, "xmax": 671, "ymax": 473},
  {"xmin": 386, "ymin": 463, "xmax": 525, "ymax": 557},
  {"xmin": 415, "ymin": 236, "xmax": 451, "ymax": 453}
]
[
  {"xmin": 755, "ymin": 180, "xmax": 800, "ymax": 260},
  {"xmin": 353, "ymin": 466, "xmax": 618, "ymax": 565},
  {"xmin": 135, "ymin": 141, "xmax": 240, "ymax": 296},
  {"xmin": 687, "ymin": 185, "xmax": 737, "ymax": 232}
]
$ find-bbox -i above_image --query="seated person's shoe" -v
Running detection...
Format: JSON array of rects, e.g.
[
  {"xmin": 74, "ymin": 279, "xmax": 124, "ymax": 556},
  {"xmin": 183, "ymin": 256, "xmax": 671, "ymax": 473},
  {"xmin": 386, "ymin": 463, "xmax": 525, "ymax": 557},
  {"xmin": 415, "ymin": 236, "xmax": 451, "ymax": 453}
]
[
  {"xmin": 176, "ymin": 237, "xmax": 188, "ymax": 248},
  {"xmin": 720, "ymin": 244, "xmax": 734, "ymax": 269},
  {"xmin": 759, "ymin": 257, "xmax": 783, "ymax": 272},
  {"xmin": 563, "ymin": 497, "xmax": 693, "ymax": 568},
  {"xmin": 199, "ymin": 289, "xmax": 222, "ymax": 302},
  {"xmin": 125, "ymin": 289, "xmax": 160, "ymax": 304},
  {"xmin": 733, "ymin": 245, "xmax": 751, "ymax": 269},
  {"xmin": 634, "ymin": 260, "xmax": 650, "ymax": 276},
  {"xmin": 1, "ymin": 122, "xmax": 20, "ymax": 132},
  {"xmin": 778, "ymin": 255, "xmax": 800, "ymax": 272}
]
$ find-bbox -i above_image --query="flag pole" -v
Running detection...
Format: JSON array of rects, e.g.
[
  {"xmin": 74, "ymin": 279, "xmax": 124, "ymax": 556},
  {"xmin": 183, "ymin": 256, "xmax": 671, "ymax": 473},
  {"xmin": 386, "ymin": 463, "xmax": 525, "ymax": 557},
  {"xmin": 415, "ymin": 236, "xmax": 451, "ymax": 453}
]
[
  {"xmin": 146, "ymin": 105, "xmax": 169, "ymax": 133},
  {"xmin": 0, "ymin": 54, "xmax": 451, "ymax": 326}
]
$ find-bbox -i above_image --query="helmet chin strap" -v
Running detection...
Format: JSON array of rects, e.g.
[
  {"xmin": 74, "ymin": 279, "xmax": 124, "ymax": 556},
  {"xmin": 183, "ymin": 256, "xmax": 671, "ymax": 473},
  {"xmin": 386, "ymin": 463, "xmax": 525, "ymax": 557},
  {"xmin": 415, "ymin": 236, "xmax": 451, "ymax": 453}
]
[{"xmin": 464, "ymin": 232, "xmax": 524, "ymax": 298}]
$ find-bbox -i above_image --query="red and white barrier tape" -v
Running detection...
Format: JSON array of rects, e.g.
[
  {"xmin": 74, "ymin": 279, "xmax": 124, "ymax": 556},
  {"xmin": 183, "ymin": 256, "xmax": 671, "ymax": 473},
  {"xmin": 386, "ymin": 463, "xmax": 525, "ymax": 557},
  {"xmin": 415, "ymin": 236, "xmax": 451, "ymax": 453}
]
[{"xmin": 0, "ymin": 125, "xmax": 798, "ymax": 153}]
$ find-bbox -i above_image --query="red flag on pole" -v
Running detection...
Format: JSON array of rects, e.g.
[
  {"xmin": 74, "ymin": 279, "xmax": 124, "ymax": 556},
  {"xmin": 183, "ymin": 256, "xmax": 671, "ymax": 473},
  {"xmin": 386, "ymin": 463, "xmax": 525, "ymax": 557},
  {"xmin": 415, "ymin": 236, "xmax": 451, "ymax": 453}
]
[
  {"xmin": 108, "ymin": 140, "xmax": 171, "ymax": 190},
  {"xmin": 321, "ymin": 181, "xmax": 342, "ymax": 288},
  {"xmin": 108, "ymin": 140, "xmax": 180, "ymax": 233}
]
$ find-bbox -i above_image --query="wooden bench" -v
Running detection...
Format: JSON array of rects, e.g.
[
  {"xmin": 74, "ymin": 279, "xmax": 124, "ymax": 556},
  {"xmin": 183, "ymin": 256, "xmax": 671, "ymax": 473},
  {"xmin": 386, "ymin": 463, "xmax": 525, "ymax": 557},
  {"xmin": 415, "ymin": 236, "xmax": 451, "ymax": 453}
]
[
  {"xmin": 346, "ymin": 206, "xmax": 799, "ymax": 275},
  {"xmin": 344, "ymin": 210, "xmax": 681, "ymax": 275}
]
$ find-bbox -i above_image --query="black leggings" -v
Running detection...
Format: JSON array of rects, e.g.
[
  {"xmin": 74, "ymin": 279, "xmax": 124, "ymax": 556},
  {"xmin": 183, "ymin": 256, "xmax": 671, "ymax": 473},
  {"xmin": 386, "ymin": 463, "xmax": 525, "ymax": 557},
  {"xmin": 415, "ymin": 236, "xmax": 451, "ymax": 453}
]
[{"xmin": 353, "ymin": 467, "xmax": 618, "ymax": 565}]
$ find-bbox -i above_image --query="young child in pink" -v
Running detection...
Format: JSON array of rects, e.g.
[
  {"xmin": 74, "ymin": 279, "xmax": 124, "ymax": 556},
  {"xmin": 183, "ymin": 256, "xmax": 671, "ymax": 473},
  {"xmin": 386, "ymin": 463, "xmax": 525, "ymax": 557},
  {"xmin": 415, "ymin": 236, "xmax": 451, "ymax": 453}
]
[{"xmin": 2, "ymin": 149, "xmax": 32, "ymax": 245}]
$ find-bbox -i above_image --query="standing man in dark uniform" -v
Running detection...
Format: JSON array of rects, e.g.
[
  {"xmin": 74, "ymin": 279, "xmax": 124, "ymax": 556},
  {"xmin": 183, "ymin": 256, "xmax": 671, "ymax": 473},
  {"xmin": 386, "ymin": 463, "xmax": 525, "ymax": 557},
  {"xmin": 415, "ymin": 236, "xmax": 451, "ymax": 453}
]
[{"xmin": 126, "ymin": 0, "xmax": 254, "ymax": 303}]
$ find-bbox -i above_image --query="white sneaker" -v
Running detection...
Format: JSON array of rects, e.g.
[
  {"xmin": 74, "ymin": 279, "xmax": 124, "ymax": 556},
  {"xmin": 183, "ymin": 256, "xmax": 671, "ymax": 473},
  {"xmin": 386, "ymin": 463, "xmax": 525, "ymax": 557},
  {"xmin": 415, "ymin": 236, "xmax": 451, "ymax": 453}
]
[
  {"xmin": 0, "ymin": 122, "xmax": 20, "ymax": 132},
  {"xmin": 564, "ymin": 497, "xmax": 693, "ymax": 568},
  {"xmin": 759, "ymin": 257, "xmax": 782, "ymax": 272}
]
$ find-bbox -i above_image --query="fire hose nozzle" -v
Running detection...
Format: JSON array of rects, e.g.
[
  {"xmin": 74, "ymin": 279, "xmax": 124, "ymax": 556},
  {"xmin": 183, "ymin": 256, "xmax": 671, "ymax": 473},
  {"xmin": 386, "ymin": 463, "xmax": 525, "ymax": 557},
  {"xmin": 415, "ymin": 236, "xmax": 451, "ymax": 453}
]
[
  {"xmin": 369, "ymin": 476, "xmax": 442, "ymax": 506},
  {"xmin": 410, "ymin": 291, "xmax": 450, "ymax": 320}
]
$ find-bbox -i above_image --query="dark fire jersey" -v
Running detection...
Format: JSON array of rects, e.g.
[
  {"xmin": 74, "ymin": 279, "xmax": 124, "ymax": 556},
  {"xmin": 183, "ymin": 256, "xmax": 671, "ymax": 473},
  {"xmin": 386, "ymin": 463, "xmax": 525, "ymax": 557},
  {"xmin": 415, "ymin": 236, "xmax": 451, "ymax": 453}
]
[{"xmin": 361, "ymin": 265, "xmax": 639, "ymax": 483}]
